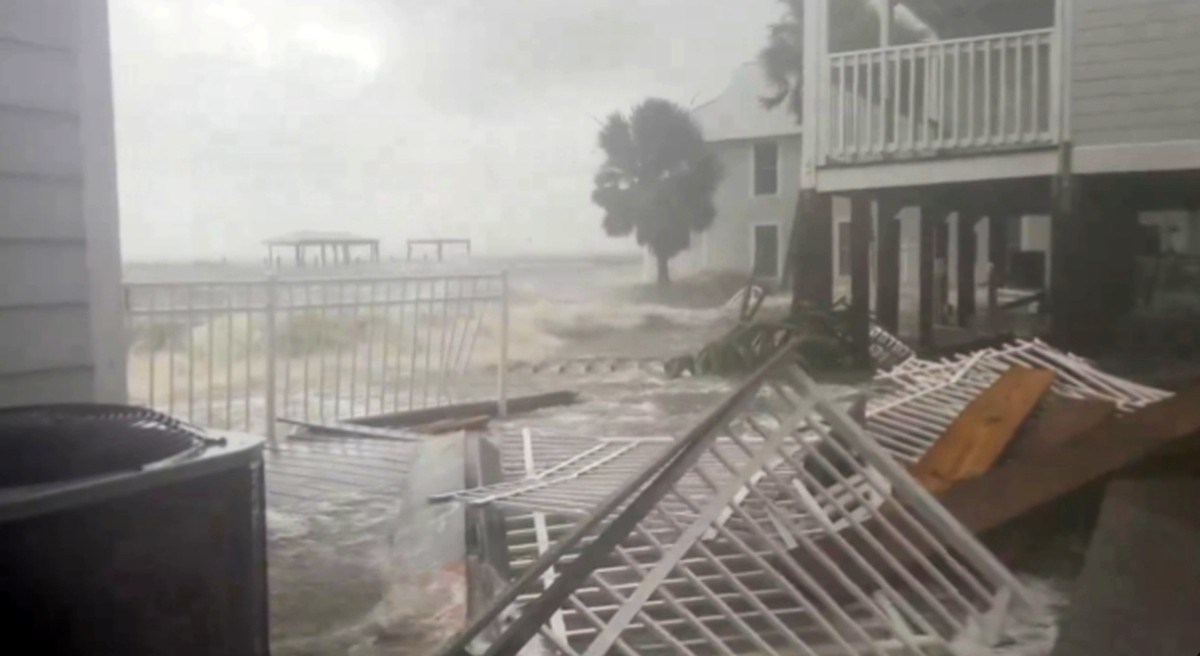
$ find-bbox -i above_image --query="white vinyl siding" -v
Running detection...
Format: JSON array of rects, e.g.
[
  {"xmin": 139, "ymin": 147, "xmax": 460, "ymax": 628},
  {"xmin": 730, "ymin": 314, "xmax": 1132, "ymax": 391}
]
[
  {"xmin": 0, "ymin": 0, "xmax": 122, "ymax": 406},
  {"xmin": 1072, "ymin": 0, "xmax": 1200, "ymax": 146}
]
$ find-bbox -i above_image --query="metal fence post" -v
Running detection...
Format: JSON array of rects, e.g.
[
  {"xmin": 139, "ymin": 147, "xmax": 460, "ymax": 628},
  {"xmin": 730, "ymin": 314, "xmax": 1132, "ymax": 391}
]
[
  {"xmin": 497, "ymin": 270, "xmax": 509, "ymax": 418},
  {"xmin": 264, "ymin": 273, "xmax": 279, "ymax": 446}
]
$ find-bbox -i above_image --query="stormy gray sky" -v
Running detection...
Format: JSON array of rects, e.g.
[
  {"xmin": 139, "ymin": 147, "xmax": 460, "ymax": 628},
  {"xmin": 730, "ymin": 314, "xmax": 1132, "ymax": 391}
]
[{"xmin": 110, "ymin": 0, "xmax": 787, "ymax": 262}]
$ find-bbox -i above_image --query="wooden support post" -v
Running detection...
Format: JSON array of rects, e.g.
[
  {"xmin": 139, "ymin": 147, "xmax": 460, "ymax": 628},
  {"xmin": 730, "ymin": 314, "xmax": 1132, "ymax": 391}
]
[
  {"xmin": 1050, "ymin": 143, "xmax": 1078, "ymax": 345},
  {"xmin": 438, "ymin": 242, "xmax": 444, "ymax": 262},
  {"xmin": 935, "ymin": 216, "xmax": 950, "ymax": 323},
  {"xmin": 294, "ymin": 244, "xmax": 302, "ymax": 267},
  {"xmin": 919, "ymin": 208, "xmax": 939, "ymax": 350},
  {"xmin": 792, "ymin": 0, "xmax": 830, "ymax": 313},
  {"xmin": 876, "ymin": 197, "xmax": 902, "ymax": 334},
  {"xmin": 988, "ymin": 214, "xmax": 1010, "ymax": 314},
  {"xmin": 791, "ymin": 191, "xmax": 835, "ymax": 312},
  {"xmin": 850, "ymin": 195, "xmax": 873, "ymax": 365},
  {"xmin": 957, "ymin": 210, "xmax": 981, "ymax": 327}
]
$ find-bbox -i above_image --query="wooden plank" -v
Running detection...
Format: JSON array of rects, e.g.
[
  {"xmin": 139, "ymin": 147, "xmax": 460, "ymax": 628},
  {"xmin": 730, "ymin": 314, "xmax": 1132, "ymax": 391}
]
[
  {"xmin": 277, "ymin": 417, "xmax": 421, "ymax": 442},
  {"xmin": 412, "ymin": 414, "xmax": 491, "ymax": 435},
  {"xmin": 348, "ymin": 390, "xmax": 579, "ymax": 428},
  {"xmin": 1005, "ymin": 394, "xmax": 1115, "ymax": 460},
  {"xmin": 940, "ymin": 385, "xmax": 1200, "ymax": 534},
  {"xmin": 910, "ymin": 366, "xmax": 1056, "ymax": 493},
  {"xmin": 784, "ymin": 386, "xmax": 1200, "ymax": 599}
]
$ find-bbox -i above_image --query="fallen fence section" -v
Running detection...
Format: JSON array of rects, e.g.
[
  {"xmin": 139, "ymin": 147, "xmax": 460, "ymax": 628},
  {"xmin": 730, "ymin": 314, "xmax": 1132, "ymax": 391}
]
[
  {"xmin": 504, "ymin": 324, "xmax": 913, "ymax": 382},
  {"xmin": 867, "ymin": 339, "xmax": 1172, "ymax": 464},
  {"xmin": 869, "ymin": 324, "xmax": 916, "ymax": 371},
  {"xmin": 432, "ymin": 346, "xmax": 1031, "ymax": 656}
]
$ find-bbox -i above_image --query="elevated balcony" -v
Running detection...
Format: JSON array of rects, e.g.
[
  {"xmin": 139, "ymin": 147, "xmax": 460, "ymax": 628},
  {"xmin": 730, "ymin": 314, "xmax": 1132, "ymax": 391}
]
[{"xmin": 820, "ymin": 28, "xmax": 1061, "ymax": 167}]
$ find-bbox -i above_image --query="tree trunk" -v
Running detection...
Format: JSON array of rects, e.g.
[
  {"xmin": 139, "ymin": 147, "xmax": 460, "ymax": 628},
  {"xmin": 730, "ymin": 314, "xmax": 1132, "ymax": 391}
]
[{"xmin": 656, "ymin": 255, "xmax": 671, "ymax": 286}]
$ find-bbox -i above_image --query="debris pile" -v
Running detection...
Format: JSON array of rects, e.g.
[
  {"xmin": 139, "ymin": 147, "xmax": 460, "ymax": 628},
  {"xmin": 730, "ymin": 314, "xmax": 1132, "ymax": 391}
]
[
  {"xmin": 865, "ymin": 338, "xmax": 1172, "ymax": 464},
  {"xmin": 432, "ymin": 346, "xmax": 1033, "ymax": 655},
  {"xmin": 663, "ymin": 287, "xmax": 882, "ymax": 378},
  {"xmin": 427, "ymin": 333, "xmax": 1200, "ymax": 656}
]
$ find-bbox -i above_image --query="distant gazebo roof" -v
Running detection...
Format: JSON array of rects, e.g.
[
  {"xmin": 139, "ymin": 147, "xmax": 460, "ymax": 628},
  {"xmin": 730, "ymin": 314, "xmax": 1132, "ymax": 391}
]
[
  {"xmin": 264, "ymin": 231, "xmax": 379, "ymax": 246},
  {"xmin": 264, "ymin": 231, "xmax": 380, "ymax": 268}
]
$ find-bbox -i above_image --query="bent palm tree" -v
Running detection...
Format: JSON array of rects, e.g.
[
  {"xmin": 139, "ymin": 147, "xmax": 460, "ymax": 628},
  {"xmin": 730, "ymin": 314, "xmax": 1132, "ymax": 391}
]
[{"xmin": 592, "ymin": 98, "xmax": 722, "ymax": 285}]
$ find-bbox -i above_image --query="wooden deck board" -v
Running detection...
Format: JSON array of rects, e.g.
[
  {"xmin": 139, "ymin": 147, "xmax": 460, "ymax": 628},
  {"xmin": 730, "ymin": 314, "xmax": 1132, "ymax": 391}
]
[{"xmin": 910, "ymin": 366, "xmax": 1056, "ymax": 493}]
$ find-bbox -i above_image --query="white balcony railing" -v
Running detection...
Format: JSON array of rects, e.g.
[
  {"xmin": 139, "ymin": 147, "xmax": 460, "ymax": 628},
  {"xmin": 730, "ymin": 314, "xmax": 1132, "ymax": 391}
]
[{"xmin": 823, "ymin": 28, "xmax": 1058, "ymax": 163}]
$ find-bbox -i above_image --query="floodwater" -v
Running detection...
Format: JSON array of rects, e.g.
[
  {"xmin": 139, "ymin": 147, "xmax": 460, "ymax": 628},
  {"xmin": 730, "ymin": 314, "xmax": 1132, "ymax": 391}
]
[{"xmin": 180, "ymin": 255, "xmax": 1076, "ymax": 655}]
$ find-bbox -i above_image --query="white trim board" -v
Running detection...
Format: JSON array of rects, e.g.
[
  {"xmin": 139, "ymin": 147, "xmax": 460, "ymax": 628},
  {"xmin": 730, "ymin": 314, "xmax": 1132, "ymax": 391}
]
[
  {"xmin": 816, "ymin": 150, "xmax": 1058, "ymax": 192},
  {"xmin": 1074, "ymin": 141, "xmax": 1200, "ymax": 176}
]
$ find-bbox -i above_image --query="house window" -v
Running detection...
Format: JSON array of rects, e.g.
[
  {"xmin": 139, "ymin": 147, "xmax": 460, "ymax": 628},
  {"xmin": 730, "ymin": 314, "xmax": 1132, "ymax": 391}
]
[
  {"xmin": 838, "ymin": 221, "xmax": 852, "ymax": 277},
  {"xmin": 753, "ymin": 142, "xmax": 779, "ymax": 196}
]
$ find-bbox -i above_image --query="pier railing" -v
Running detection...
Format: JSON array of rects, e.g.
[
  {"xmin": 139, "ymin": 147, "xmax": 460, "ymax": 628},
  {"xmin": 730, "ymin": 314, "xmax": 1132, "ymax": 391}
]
[
  {"xmin": 824, "ymin": 28, "xmax": 1058, "ymax": 163},
  {"xmin": 124, "ymin": 271, "xmax": 509, "ymax": 440}
]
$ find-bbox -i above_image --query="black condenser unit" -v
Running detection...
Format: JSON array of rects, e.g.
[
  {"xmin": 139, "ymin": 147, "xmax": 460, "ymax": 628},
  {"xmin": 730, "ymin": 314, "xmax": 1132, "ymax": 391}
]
[{"xmin": 0, "ymin": 405, "xmax": 267, "ymax": 655}]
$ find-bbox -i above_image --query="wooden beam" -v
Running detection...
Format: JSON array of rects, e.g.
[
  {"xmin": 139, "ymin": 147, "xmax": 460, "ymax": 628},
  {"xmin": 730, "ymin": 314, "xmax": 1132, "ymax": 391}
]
[
  {"xmin": 850, "ymin": 195, "xmax": 873, "ymax": 366},
  {"xmin": 940, "ymin": 385, "xmax": 1200, "ymax": 535},
  {"xmin": 910, "ymin": 366, "xmax": 1056, "ymax": 494},
  {"xmin": 1006, "ymin": 395, "xmax": 1116, "ymax": 460},
  {"xmin": 781, "ymin": 386, "xmax": 1200, "ymax": 600},
  {"xmin": 348, "ymin": 390, "xmax": 579, "ymax": 429},
  {"xmin": 957, "ymin": 209, "xmax": 981, "ymax": 327},
  {"xmin": 876, "ymin": 198, "xmax": 902, "ymax": 334}
]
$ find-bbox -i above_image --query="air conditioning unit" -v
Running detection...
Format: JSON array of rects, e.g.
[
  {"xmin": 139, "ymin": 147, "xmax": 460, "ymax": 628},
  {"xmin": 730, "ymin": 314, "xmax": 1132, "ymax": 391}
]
[{"xmin": 0, "ymin": 405, "xmax": 267, "ymax": 655}]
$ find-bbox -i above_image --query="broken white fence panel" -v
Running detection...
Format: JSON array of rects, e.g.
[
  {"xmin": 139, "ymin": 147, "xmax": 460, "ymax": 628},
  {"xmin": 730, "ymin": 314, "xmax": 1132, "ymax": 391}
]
[{"xmin": 431, "ymin": 345, "xmax": 1032, "ymax": 656}]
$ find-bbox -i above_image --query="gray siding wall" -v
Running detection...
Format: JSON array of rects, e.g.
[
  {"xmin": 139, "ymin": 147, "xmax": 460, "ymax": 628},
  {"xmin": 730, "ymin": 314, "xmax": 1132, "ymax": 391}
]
[
  {"xmin": 1072, "ymin": 0, "xmax": 1200, "ymax": 146},
  {"xmin": 651, "ymin": 135, "xmax": 824, "ymax": 280},
  {"xmin": 0, "ymin": 0, "xmax": 123, "ymax": 406}
]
